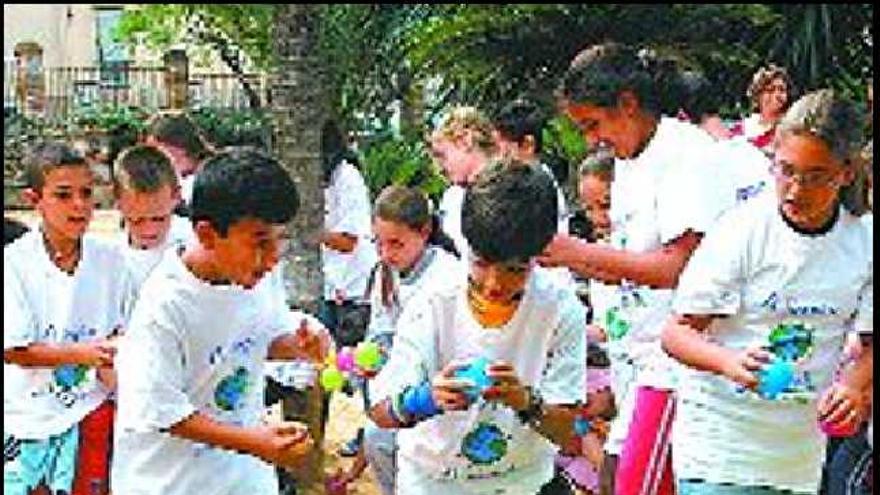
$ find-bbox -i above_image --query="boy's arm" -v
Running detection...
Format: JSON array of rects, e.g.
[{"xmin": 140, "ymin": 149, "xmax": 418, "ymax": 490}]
[
  {"xmin": 538, "ymin": 231, "xmax": 703, "ymax": 289},
  {"xmin": 167, "ymin": 411, "xmax": 312, "ymax": 469},
  {"xmin": 267, "ymin": 314, "xmax": 331, "ymax": 362},
  {"xmin": 4, "ymin": 340, "xmax": 116, "ymax": 368},
  {"xmin": 661, "ymin": 313, "xmax": 772, "ymax": 389}
]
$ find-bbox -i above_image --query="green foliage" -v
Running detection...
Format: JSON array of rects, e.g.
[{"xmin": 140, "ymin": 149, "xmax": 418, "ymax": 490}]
[
  {"xmin": 115, "ymin": 4, "xmax": 873, "ymax": 123},
  {"xmin": 543, "ymin": 115, "xmax": 589, "ymax": 168},
  {"xmin": 189, "ymin": 107, "xmax": 272, "ymax": 149},
  {"xmin": 69, "ymin": 103, "xmax": 150, "ymax": 135},
  {"xmin": 359, "ymin": 133, "xmax": 447, "ymax": 203}
]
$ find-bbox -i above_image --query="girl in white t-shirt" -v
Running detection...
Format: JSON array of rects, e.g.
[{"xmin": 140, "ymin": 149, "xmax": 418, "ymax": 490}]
[
  {"xmin": 661, "ymin": 89, "xmax": 872, "ymax": 494},
  {"xmin": 368, "ymin": 162, "xmax": 586, "ymax": 495},
  {"xmin": 542, "ymin": 42, "xmax": 729, "ymax": 495},
  {"xmin": 332, "ymin": 185, "xmax": 464, "ymax": 494},
  {"xmin": 431, "ymin": 106, "xmax": 497, "ymax": 260}
]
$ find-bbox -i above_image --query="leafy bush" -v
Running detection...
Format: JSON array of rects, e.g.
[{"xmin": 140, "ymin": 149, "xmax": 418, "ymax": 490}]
[
  {"xmin": 189, "ymin": 107, "xmax": 273, "ymax": 149},
  {"xmin": 360, "ymin": 133, "xmax": 447, "ymax": 203}
]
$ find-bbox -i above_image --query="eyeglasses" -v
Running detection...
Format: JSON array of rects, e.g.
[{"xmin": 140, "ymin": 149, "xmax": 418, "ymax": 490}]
[{"xmin": 768, "ymin": 163, "xmax": 840, "ymax": 188}]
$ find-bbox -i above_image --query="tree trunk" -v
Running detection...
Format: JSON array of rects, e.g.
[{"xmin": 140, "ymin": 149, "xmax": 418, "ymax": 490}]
[
  {"xmin": 270, "ymin": 5, "xmax": 326, "ymax": 493},
  {"xmin": 272, "ymin": 4, "xmax": 324, "ymax": 314}
]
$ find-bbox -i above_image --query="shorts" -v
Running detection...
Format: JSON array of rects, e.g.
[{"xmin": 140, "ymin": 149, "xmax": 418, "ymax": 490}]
[
  {"xmin": 615, "ymin": 386, "xmax": 675, "ymax": 495},
  {"xmin": 4, "ymin": 425, "xmax": 79, "ymax": 495},
  {"xmin": 678, "ymin": 479, "xmax": 811, "ymax": 495}
]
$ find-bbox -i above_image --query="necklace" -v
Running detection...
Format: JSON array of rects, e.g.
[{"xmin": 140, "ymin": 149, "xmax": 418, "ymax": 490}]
[{"xmin": 41, "ymin": 230, "xmax": 81, "ymax": 272}]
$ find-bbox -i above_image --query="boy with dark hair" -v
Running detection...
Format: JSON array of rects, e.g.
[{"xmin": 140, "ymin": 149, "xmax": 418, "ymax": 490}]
[
  {"xmin": 144, "ymin": 111, "xmax": 213, "ymax": 208},
  {"xmin": 4, "ymin": 140, "xmax": 135, "ymax": 495},
  {"xmin": 112, "ymin": 147, "xmax": 327, "ymax": 495},
  {"xmin": 492, "ymin": 99, "xmax": 571, "ymax": 236},
  {"xmin": 368, "ymin": 160, "xmax": 586, "ymax": 494},
  {"xmin": 113, "ymin": 144, "xmax": 195, "ymax": 289}
]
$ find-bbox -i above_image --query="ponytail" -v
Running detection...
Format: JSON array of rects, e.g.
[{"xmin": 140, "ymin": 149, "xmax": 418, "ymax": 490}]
[{"xmin": 428, "ymin": 213, "xmax": 461, "ymax": 259}]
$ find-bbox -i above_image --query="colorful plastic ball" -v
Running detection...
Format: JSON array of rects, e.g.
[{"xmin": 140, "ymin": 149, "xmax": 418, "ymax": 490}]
[
  {"xmin": 337, "ymin": 347, "xmax": 355, "ymax": 372},
  {"xmin": 757, "ymin": 359, "xmax": 794, "ymax": 400},
  {"xmin": 320, "ymin": 367, "xmax": 346, "ymax": 392},
  {"xmin": 355, "ymin": 341, "xmax": 383, "ymax": 371}
]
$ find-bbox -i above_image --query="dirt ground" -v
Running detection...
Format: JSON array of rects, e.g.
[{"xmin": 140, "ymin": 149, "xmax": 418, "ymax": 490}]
[{"xmin": 6, "ymin": 209, "xmax": 383, "ymax": 495}]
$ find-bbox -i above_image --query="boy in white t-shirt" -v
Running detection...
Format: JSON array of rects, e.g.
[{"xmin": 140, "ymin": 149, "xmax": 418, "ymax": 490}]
[
  {"xmin": 4, "ymin": 141, "xmax": 136, "ymax": 495},
  {"xmin": 111, "ymin": 148, "xmax": 328, "ymax": 495},
  {"xmin": 662, "ymin": 90, "xmax": 873, "ymax": 494},
  {"xmin": 113, "ymin": 144, "xmax": 195, "ymax": 290},
  {"xmin": 368, "ymin": 161, "xmax": 587, "ymax": 495}
]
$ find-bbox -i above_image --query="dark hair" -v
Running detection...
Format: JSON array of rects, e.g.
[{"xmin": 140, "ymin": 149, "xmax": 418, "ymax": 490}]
[
  {"xmin": 492, "ymin": 99, "xmax": 546, "ymax": 154},
  {"xmin": 23, "ymin": 140, "xmax": 89, "ymax": 191},
  {"xmin": 190, "ymin": 147, "xmax": 299, "ymax": 236},
  {"xmin": 676, "ymin": 69, "xmax": 724, "ymax": 121},
  {"xmin": 321, "ymin": 120, "xmax": 360, "ymax": 184},
  {"xmin": 374, "ymin": 185, "xmax": 460, "ymax": 258},
  {"xmin": 4, "ymin": 217, "xmax": 29, "ymax": 246},
  {"xmin": 112, "ymin": 145, "xmax": 178, "ymax": 196},
  {"xmin": 561, "ymin": 42, "xmax": 682, "ymax": 117},
  {"xmin": 462, "ymin": 159, "xmax": 558, "ymax": 262},
  {"xmin": 147, "ymin": 112, "xmax": 212, "ymax": 161}
]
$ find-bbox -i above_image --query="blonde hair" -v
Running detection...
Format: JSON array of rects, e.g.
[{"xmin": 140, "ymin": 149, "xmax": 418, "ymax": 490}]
[
  {"xmin": 431, "ymin": 106, "xmax": 496, "ymax": 155},
  {"xmin": 777, "ymin": 89, "xmax": 867, "ymax": 215},
  {"xmin": 747, "ymin": 64, "xmax": 791, "ymax": 110}
]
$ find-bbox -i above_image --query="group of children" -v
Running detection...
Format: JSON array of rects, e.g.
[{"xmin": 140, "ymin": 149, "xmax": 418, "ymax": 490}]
[{"xmin": 4, "ymin": 40, "xmax": 873, "ymax": 495}]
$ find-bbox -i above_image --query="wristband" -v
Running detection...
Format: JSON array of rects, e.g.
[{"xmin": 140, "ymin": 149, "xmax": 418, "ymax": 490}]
[
  {"xmin": 390, "ymin": 381, "xmax": 441, "ymax": 426},
  {"xmin": 516, "ymin": 386, "xmax": 544, "ymax": 427}
]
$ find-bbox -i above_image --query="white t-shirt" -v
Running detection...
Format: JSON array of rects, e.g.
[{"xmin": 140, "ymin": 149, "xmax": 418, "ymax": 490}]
[
  {"xmin": 112, "ymin": 249, "xmax": 321, "ymax": 495},
  {"xmin": 365, "ymin": 247, "xmax": 465, "ymax": 345},
  {"xmin": 117, "ymin": 215, "xmax": 195, "ymax": 290},
  {"xmin": 4, "ymin": 229, "xmax": 136, "ymax": 439},
  {"xmin": 180, "ymin": 174, "xmax": 196, "ymax": 207},
  {"xmin": 539, "ymin": 162, "xmax": 570, "ymax": 235},
  {"xmin": 371, "ymin": 267, "xmax": 586, "ymax": 494},
  {"xmin": 438, "ymin": 184, "xmax": 468, "ymax": 261},
  {"xmin": 708, "ymin": 136, "xmax": 775, "ymax": 211},
  {"xmin": 606, "ymin": 117, "xmax": 727, "ymax": 389},
  {"xmin": 671, "ymin": 194, "xmax": 873, "ymax": 493},
  {"xmin": 323, "ymin": 160, "xmax": 378, "ymax": 301}
]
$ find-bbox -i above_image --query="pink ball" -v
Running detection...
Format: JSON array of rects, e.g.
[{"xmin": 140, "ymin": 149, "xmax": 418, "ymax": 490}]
[{"xmin": 337, "ymin": 347, "xmax": 355, "ymax": 373}]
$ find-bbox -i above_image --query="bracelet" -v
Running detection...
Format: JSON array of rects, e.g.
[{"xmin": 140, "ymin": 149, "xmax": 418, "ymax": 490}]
[
  {"xmin": 516, "ymin": 386, "xmax": 544, "ymax": 427},
  {"xmin": 390, "ymin": 381, "xmax": 441, "ymax": 426}
]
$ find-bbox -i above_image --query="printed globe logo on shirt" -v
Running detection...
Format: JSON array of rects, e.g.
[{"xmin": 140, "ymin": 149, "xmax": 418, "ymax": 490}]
[
  {"xmin": 605, "ymin": 281, "xmax": 647, "ymax": 340},
  {"xmin": 214, "ymin": 367, "xmax": 252, "ymax": 411},
  {"xmin": 461, "ymin": 422, "xmax": 509, "ymax": 465},
  {"xmin": 51, "ymin": 364, "xmax": 92, "ymax": 407},
  {"xmin": 740, "ymin": 321, "xmax": 817, "ymax": 401}
]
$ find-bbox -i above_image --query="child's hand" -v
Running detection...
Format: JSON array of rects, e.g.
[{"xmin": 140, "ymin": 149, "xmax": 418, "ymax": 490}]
[
  {"xmin": 293, "ymin": 319, "xmax": 331, "ymax": 362},
  {"xmin": 431, "ymin": 362, "xmax": 472, "ymax": 411},
  {"xmin": 587, "ymin": 324, "xmax": 607, "ymax": 343},
  {"xmin": 97, "ymin": 366, "xmax": 116, "ymax": 390},
  {"xmin": 582, "ymin": 431, "xmax": 605, "ymax": 468},
  {"xmin": 817, "ymin": 382, "xmax": 869, "ymax": 430},
  {"xmin": 721, "ymin": 345, "xmax": 773, "ymax": 389},
  {"xmin": 484, "ymin": 361, "xmax": 529, "ymax": 411},
  {"xmin": 255, "ymin": 421, "xmax": 313, "ymax": 470},
  {"xmin": 73, "ymin": 339, "xmax": 117, "ymax": 367},
  {"xmin": 536, "ymin": 233, "xmax": 583, "ymax": 268}
]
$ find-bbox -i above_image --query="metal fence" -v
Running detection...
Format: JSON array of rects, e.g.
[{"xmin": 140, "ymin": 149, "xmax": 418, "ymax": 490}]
[{"xmin": 4, "ymin": 63, "xmax": 267, "ymax": 122}]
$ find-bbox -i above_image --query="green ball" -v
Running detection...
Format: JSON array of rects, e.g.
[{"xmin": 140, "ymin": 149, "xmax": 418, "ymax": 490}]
[
  {"xmin": 320, "ymin": 367, "xmax": 346, "ymax": 392},
  {"xmin": 355, "ymin": 342, "xmax": 382, "ymax": 371}
]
